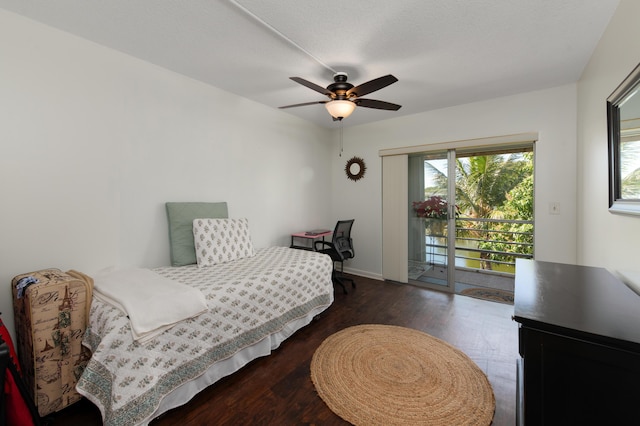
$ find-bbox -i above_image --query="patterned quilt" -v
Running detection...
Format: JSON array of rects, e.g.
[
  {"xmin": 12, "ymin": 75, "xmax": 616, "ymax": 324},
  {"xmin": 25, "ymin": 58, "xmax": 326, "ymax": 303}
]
[{"xmin": 76, "ymin": 247, "xmax": 334, "ymax": 425}]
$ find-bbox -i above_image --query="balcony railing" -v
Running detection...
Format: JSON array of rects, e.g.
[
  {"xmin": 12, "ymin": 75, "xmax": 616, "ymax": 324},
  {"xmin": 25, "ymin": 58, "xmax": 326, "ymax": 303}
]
[{"xmin": 424, "ymin": 217, "xmax": 533, "ymax": 274}]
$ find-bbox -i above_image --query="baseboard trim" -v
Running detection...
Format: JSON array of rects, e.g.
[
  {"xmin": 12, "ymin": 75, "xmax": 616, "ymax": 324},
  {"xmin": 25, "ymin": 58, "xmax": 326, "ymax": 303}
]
[{"xmin": 343, "ymin": 267, "xmax": 383, "ymax": 281}]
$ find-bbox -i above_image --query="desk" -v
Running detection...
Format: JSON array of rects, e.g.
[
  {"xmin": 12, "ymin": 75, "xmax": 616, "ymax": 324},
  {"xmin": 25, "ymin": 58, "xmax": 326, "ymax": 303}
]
[
  {"xmin": 513, "ymin": 259, "xmax": 640, "ymax": 425},
  {"xmin": 290, "ymin": 231, "xmax": 332, "ymax": 251}
]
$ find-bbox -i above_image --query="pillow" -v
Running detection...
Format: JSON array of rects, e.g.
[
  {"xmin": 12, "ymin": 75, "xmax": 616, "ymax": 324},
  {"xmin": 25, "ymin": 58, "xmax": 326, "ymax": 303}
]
[
  {"xmin": 193, "ymin": 218, "xmax": 256, "ymax": 267},
  {"xmin": 166, "ymin": 202, "xmax": 228, "ymax": 266}
]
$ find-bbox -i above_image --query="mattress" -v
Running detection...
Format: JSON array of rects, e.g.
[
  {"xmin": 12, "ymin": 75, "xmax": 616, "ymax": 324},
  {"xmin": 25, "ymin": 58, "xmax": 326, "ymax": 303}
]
[{"xmin": 76, "ymin": 246, "xmax": 334, "ymax": 425}]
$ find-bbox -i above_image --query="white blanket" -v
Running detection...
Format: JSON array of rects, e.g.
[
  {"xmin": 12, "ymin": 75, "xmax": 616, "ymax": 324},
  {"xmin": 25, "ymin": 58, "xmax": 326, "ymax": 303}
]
[{"xmin": 93, "ymin": 268, "xmax": 208, "ymax": 343}]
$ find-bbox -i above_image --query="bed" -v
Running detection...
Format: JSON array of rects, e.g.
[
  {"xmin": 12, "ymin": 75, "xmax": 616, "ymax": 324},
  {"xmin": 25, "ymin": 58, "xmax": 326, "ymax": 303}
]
[{"xmin": 75, "ymin": 202, "xmax": 334, "ymax": 425}]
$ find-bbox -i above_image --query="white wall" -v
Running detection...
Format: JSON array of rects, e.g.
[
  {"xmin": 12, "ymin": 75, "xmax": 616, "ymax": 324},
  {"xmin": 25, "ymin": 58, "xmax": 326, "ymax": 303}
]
[
  {"xmin": 333, "ymin": 85, "xmax": 578, "ymax": 279},
  {"xmin": 577, "ymin": 0, "xmax": 640, "ymax": 270},
  {"xmin": 4, "ymin": 2, "xmax": 620, "ymax": 340},
  {"xmin": 0, "ymin": 10, "xmax": 333, "ymax": 339}
]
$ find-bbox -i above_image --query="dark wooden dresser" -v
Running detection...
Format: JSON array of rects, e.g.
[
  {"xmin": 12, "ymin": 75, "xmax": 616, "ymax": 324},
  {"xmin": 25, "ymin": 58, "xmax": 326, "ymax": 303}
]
[{"xmin": 513, "ymin": 259, "xmax": 640, "ymax": 425}]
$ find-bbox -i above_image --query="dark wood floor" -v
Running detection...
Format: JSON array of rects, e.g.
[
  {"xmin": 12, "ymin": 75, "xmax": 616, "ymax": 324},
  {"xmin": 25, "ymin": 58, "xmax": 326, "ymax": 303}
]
[{"xmin": 48, "ymin": 275, "xmax": 518, "ymax": 425}]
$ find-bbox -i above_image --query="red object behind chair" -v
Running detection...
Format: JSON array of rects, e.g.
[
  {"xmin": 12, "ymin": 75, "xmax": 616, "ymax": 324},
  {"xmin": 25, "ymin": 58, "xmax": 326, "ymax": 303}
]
[{"xmin": 1, "ymin": 316, "xmax": 37, "ymax": 426}]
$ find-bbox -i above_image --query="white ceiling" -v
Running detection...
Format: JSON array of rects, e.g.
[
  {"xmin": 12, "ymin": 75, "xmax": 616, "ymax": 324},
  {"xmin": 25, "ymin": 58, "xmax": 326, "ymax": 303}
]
[{"xmin": 0, "ymin": 0, "xmax": 620, "ymax": 128}]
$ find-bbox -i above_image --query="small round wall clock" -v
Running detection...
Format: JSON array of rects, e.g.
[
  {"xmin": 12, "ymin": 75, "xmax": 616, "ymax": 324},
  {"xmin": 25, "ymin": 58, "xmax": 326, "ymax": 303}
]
[{"xmin": 345, "ymin": 156, "xmax": 366, "ymax": 181}]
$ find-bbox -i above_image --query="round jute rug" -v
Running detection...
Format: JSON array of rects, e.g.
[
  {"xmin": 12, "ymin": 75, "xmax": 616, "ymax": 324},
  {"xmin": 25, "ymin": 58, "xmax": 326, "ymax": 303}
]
[{"xmin": 310, "ymin": 324, "xmax": 495, "ymax": 426}]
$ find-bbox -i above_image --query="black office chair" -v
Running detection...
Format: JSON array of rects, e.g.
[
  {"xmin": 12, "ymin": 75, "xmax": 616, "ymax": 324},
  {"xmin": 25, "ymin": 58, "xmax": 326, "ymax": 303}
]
[{"xmin": 315, "ymin": 219, "xmax": 356, "ymax": 294}]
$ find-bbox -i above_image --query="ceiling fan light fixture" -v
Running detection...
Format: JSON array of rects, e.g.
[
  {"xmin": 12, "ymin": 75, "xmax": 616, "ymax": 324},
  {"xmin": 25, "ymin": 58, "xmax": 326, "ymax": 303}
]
[{"xmin": 325, "ymin": 100, "xmax": 356, "ymax": 119}]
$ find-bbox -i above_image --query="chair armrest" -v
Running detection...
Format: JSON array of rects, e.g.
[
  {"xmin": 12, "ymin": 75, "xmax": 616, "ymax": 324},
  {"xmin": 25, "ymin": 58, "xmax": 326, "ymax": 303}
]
[{"xmin": 314, "ymin": 240, "xmax": 335, "ymax": 252}]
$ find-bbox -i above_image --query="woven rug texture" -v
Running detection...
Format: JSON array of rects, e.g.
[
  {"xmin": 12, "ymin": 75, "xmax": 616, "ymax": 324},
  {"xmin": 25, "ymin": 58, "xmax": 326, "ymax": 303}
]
[
  {"xmin": 310, "ymin": 324, "xmax": 495, "ymax": 426},
  {"xmin": 460, "ymin": 287, "xmax": 514, "ymax": 304}
]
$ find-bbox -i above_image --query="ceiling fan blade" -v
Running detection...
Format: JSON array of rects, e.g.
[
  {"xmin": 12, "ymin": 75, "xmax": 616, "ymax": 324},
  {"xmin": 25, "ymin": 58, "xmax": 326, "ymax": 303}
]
[
  {"xmin": 290, "ymin": 77, "xmax": 333, "ymax": 96},
  {"xmin": 279, "ymin": 100, "xmax": 328, "ymax": 109},
  {"xmin": 347, "ymin": 75, "xmax": 398, "ymax": 98},
  {"xmin": 355, "ymin": 98, "xmax": 402, "ymax": 111}
]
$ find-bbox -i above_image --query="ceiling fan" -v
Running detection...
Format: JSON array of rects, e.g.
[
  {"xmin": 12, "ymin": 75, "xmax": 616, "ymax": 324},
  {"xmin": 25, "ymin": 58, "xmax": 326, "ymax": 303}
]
[{"xmin": 279, "ymin": 72, "xmax": 401, "ymax": 120}]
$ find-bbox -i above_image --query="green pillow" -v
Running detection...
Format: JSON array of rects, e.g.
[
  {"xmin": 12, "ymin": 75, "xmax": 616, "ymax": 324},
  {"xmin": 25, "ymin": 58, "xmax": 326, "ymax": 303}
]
[{"xmin": 166, "ymin": 202, "xmax": 228, "ymax": 266}]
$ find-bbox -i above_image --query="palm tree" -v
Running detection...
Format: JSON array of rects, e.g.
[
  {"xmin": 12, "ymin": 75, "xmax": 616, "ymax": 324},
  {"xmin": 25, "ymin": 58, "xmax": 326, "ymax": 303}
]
[
  {"xmin": 458, "ymin": 153, "xmax": 532, "ymax": 269},
  {"xmin": 425, "ymin": 152, "xmax": 533, "ymax": 269},
  {"xmin": 621, "ymin": 140, "xmax": 640, "ymax": 198},
  {"xmin": 424, "ymin": 152, "xmax": 532, "ymax": 270},
  {"xmin": 455, "ymin": 154, "xmax": 529, "ymax": 219}
]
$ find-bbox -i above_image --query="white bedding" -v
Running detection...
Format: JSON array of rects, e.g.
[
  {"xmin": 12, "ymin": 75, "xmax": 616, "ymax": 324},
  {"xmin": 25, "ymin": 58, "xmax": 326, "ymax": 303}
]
[
  {"xmin": 76, "ymin": 247, "xmax": 334, "ymax": 426},
  {"xmin": 93, "ymin": 268, "xmax": 208, "ymax": 343}
]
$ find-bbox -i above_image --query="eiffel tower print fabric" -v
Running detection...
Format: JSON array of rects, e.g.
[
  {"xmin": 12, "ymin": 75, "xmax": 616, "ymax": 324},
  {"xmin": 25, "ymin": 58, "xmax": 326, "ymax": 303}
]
[{"xmin": 11, "ymin": 268, "xmax": 93, "ymax": 417}]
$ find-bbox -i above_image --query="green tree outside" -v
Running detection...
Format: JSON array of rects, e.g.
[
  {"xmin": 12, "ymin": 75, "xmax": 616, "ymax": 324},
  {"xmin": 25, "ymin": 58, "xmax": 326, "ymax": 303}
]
[{"xmin": 422, "ymin": 151, "xmax": 534, "ymax": 271}]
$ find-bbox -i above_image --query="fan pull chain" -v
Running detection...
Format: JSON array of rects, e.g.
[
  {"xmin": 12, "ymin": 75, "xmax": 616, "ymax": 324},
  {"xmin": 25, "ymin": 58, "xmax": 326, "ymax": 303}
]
[
  {"xmin": 230, "ymin": 0, "xmax": 337, "ymax": 75},
  {"xmin": 340, "ymin": 120, "xmax": 344, "ymax": 157}
]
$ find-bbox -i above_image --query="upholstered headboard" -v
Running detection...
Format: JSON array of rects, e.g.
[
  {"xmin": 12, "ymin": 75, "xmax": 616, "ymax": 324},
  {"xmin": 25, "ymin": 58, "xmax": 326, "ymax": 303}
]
[{"xmin": 165, "ymin": 202, "xmax": 228, "ymax": 266}]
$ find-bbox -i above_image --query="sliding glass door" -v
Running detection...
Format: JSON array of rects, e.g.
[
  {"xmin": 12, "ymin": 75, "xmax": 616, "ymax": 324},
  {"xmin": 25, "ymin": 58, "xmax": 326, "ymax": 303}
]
[
  {"xmin": 407, "ymin": 145, "xmax": 534, "ymax": 294},
  {"xmin": 408, "ymin": 150, "xmax": 455, "ymax": 290}
]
